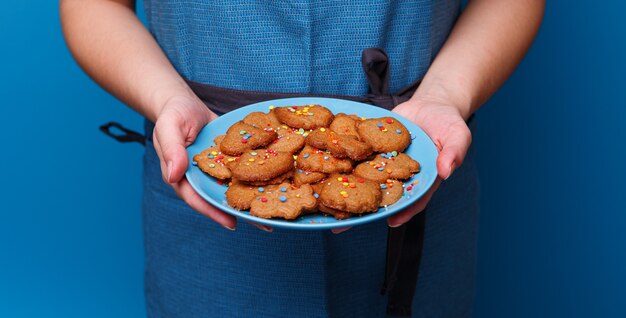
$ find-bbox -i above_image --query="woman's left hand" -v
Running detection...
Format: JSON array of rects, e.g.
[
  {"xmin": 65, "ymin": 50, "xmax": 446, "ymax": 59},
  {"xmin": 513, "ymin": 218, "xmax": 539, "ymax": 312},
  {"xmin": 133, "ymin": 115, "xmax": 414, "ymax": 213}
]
[{"xmin": 386, "ymin": 96, "xmax": 472, "ymax": 227}]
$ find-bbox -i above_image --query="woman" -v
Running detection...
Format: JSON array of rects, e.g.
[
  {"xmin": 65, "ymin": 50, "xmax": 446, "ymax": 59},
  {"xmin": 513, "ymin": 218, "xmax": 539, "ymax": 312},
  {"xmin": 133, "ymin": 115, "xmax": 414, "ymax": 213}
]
[{"xmin": 61, "ymin": 0, "xmax": 544, "ymax": 316}]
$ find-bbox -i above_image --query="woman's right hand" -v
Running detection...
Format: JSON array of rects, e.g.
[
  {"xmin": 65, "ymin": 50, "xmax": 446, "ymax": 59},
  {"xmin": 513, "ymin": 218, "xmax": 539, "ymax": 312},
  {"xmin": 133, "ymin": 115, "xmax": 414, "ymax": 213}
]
[{"xmin": 152, "ymin": 95, "xmax": 238, "ymax": 230}]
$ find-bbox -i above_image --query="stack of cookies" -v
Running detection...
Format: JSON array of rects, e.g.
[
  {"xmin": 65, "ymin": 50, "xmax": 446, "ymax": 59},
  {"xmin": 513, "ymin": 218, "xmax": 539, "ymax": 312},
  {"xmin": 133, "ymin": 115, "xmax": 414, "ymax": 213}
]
[{"xmin": 193, "ymin": 104, "xmax": 420, "ymax": 221}]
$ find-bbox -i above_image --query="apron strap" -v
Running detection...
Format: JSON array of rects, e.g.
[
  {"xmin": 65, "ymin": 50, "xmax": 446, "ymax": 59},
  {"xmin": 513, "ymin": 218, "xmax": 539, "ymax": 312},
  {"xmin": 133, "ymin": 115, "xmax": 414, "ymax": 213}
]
[
  {"xmin": 362, "ymin": 48, "xmax": 391, "ymax": 97},
  {"xmin": 361, "ymin": 48, "xmax": 426, "ymax": 317},
  {"xmin": 362, "ymin": 48, "xmax": 421, "ymax": 110},
  {"xmin": 384, "ymin": 212, "xmax": 427, "ymax": 316},
  {"xmin": 99, "ymin": 122, "xmax": 146, "ymax": 146}
]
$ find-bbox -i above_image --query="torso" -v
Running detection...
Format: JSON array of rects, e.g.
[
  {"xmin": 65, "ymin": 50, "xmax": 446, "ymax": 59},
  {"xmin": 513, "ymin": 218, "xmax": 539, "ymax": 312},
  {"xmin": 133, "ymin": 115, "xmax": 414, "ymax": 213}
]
[{"xmin": 144, "ymin": 0, "xmax": 461, "ymax": 95}]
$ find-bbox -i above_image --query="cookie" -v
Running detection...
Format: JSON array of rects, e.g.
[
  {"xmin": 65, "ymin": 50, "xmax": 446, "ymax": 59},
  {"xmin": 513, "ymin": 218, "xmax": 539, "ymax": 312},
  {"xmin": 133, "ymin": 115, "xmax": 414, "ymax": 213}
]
[
  {"xmin": 220, "ymin": 121, "xmax": 278, "ymax": 156},
  {"xmin": 357, "ymin": 117, "xmax": 411, "ymax": 153},
  {"xmin": 329, "ymin": 113, "xmax": 362, "ymax": 138},
  {"xmin": 274, "ymin": 105, "xmax": 334, "ymax": 129},
  {"xmin": 267, "ymin": 126, "xmax": 306, "ymax": 153},
  {"xmin": 243, "ymin": 111, "xmax": 283, "ymax": 130},
  {"xmin": 379, "ymin": 179, "xmax": 404, "ymax": 207},
  {"xmin": 318, "ymin": 174, "xmax": 382, "ymax": 213},
  {"xmin": 225, "ymin": 181, "xmax": 280, "ymax": 210},
  {"xmin": 192, "ymin": 143, "xmax": 237, "ymax": 180},
  {"xmin": 310, "ymin": 179, "xmax": 326, "ymax": 196},
  {"xmin": 213, "ymin": 134, "xmax": 226, "ymax": 145},
  {"xmin": 295, "ymin": 145, "xmax": 353, "ymax": 174},
  {"xmin": 306, "ymin": 128, "xmax": 373, "ymax": 161},
  {"xmin": 250, "ymin": 183, "xmax": 317, "ymax": 219},
  {"xmin": 318, "ymin": 203, "xmax": 353, "ymax": 220},
  {"xmin": 240, "ymin": 170, "xmax": 294, "ymax": 186},
  {"xmin": 353, "ymin": 152, "xmax": 420, "ymax": 183},
  {"xmin": 231, "ymin": 149, "xmax": 294, "ymax": 182},
  {"xmin": 293, "ymin": 168, "xmax": 327, "ymax": 187}
]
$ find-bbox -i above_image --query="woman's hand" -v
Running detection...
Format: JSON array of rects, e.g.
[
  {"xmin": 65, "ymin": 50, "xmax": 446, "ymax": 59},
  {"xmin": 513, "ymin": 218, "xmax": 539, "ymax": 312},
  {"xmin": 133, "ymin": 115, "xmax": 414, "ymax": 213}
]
[
  {"xmin": 152, "ymin": 95, "xmax": 238, "ymax": 230},
  {"xmin": 387, "ymin": 96, "xmax": 472, "ymax": 227}
]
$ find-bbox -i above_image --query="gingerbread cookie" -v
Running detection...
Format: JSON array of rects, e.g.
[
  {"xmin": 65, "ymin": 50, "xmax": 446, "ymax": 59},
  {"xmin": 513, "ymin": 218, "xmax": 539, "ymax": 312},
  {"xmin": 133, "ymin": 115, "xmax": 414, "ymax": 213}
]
[
  {"xmin": 267, "ymin": 126, "xmax": 306, "ymax": 153},
  {"xmin": 353, "ymin": 152, "xmax": 420, "ymax": 183},
  {"xmin": 250, "ymin": 183, "xmax": 317, "ymax": 219},
  {"xmin": 240, "ymin": 170, "xmax": 294, "ymax": 186},
  {"xmin": 225, "ymin": 181, "xmax": 280, "ymax": 210},
  {"xmin": 295, "ymin": 145, "xmax": 353, "ymax": 174},
  {"xmin": 192, "ymin": 143, "xmax": 236, "ymax": 180},
  {"xmin": 306, "ymin": 128, "xmax": 373, "ymax": 161},
  {"xmin": 310, "ymin": 179, "xmax": 326, "ymax": 197},
  {"xmin": 220, "ymin": 121, "xmax": 278, "ymax": 156},
  {"xmin": 329, "ymin": 113, "xmax": 362, "ymax": 138},
  {"xmin": 243, "ymin": 111, "xmax": 283, "ymax": 130},
  {"xmin": 293, "ymin": 169, "xmax": 327, "ymax": 187},
  {"xmin": 213, "ymin": 134, "xmax": 226, "ymax": 145},
  {"xmin": 231, "ymin": 149, "xmax": 294, "ymax": 182},
  {"xmin": 274, "ymin": 105, "xmax": 334, "ymax": 129},
  {"xmin": 357, "ymin": 117, "xmax": 411, "ymax": 153},
  {"xmin": 318, "ymin": 174, "xmax": 382, "ymax": 214},
  {"xmin": 379, "ymin": 179, "xmax": 404, "ymax": 207},
  {"xmin": 318, "ymin": 203, "xmax": 353, "ymax": 220}
]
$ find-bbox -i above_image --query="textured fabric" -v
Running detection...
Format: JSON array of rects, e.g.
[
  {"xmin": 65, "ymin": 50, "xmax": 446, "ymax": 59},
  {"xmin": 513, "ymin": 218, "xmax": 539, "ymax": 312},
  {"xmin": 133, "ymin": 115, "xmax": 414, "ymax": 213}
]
[
  {"xmin": 141, "ymin": 1, "xmax": 478, "ymax": 317},
  {"xmin": 144, "ymin": 0, "xmax": 460, "ymax": 95}
]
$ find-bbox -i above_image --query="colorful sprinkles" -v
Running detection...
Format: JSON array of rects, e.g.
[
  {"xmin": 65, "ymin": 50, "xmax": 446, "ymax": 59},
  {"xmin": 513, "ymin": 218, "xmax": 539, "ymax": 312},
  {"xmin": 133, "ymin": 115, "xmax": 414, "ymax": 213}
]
[{"xmin": 194, "ymin": 105, "xmax": 424, "ymax": 222}]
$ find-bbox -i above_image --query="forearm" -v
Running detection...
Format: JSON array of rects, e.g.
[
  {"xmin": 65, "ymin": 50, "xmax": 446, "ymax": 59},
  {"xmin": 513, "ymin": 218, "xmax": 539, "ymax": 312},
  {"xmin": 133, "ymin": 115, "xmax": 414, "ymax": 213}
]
[
  {"xmin": 413, "ymin": 0, "xmax": 545, "ymax": 119},
  {"xmin": 60, "ymin": 0, "xmax": 199, "ymax": 122}
]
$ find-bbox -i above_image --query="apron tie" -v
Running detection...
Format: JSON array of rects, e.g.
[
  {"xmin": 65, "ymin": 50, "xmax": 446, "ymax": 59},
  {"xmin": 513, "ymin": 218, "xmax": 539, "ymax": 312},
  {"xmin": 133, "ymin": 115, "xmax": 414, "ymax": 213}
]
[
  {"xmin": 361, "ymin": 48, "xmax": 419, "ymax": 110},
  {"xmin": 99, "ymin": 122, "xmax": 146, "ymax": 146},
  {"xmin": 361, "ymin": 48, "xmax": 426, "ymax": 317}
]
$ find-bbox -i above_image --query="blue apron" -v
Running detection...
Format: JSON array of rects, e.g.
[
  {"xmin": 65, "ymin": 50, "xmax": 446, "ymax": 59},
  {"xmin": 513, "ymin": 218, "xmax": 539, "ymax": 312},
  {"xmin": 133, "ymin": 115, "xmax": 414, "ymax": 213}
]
[{"xmin": 138, "ymin": 1, "xmax": 479, "ymax": 317}]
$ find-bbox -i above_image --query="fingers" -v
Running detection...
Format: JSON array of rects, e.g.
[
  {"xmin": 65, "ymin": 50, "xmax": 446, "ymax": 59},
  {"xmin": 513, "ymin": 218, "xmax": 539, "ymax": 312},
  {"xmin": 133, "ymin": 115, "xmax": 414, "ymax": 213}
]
[
  {"xmin": 387, "ymin": 178, "xmax": 441, "ymax": 227},
  {"xmin": 172, "ymin": 178, "xmax": 238, "ymax": 230},
  {"xmin": 331, "ymin": 227, "xmax": 352, "ymax": 234},
  {"xmin": 437, "ymin": 123, "xmax": 472, "ymax": 180},
  {"xmin": 153, "ymin": 115, "xmax": 191, "ymax": 184},
  {"xmin": 246, "ymin": 220, "xmax": 273, "ymax": 233}
]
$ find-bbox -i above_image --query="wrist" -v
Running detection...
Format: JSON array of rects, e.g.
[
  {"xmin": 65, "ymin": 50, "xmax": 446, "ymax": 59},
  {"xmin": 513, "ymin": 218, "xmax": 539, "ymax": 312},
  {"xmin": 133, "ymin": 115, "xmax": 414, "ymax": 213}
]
[
  {"xmin": 158, "ymin": 94, "xmax": 214, "ymax": 124},
  {"xmin": 147, "ymin": 80, "xmax": 202, "ymax": 121},
  {"xmin": 411, "ymin": 76, "xmax": 474, "ymax": 121}
]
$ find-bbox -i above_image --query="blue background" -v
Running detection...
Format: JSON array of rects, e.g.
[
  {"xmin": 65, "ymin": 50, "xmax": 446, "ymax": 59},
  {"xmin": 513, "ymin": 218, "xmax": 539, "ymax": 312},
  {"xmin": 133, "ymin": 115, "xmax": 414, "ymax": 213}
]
[{"xmin": 1, "ymin": 1, "xmax": 624, "ymax": 317}]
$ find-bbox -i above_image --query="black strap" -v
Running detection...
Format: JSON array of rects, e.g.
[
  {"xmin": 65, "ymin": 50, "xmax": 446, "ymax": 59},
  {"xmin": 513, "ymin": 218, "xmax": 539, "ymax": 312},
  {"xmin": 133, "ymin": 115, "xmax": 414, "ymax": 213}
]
[
  {"xmin": 361, "ymin": 48, "xmax": 426, "ymax": 317},
  {"xmin": 186, "ymin": 48, "xmax": 421, "ymax": 114},
  {"xmin": 385, "ymin": 212, "xmax": 427, "ymax": 316},
  {"xmin": 362, "ymin": 48, "xmax": 391, "ymax": 97},
  {"xmin": 99, "ymin": 122, "xmax": 146, "ymax": 146}
]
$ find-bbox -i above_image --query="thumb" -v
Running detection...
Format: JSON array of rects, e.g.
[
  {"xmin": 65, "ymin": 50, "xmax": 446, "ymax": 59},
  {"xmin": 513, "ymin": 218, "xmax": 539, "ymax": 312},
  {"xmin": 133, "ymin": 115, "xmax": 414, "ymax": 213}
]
[
  {"xmin": 153, "ymin": 115, "xmax": 191, "ymax": 184},
  {"xmin": 436, "ymin": 124, "xmax": 471, "ymax": 180}
]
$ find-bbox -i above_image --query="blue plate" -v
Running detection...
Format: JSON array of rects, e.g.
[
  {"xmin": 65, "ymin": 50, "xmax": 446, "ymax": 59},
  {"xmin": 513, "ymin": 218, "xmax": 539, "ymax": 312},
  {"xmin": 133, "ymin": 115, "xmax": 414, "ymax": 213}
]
[{"xmin": 186, "ymin": 97, "xmax": 438, "ymax": 230}]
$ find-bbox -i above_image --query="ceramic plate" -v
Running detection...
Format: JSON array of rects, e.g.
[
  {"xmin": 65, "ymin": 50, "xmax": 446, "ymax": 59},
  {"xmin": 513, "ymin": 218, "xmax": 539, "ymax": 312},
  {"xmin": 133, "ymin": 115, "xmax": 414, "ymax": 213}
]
[{"xmin": 186, "ymin": 97, "xmax": 438, "ymax": 230}]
